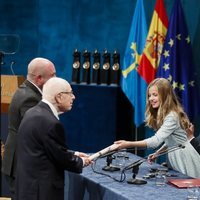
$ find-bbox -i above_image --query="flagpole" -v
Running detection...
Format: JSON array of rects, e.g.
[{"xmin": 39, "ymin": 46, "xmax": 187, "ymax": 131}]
[{"xmin": 134, "ymin": 126, "xmax": 138, "ymax": 155}]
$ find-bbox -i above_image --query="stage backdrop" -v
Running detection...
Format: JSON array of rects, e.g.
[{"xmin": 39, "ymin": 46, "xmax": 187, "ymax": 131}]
[
  {"xmin": 1, "ymin": 0, "xmax": 200, "ymax": 136},
  {"xmin": 1, "ymin": 0, "xmax": 200, "ymax": 81}
]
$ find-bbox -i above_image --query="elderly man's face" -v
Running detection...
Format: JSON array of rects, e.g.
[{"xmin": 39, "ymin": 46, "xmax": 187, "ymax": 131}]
[{"xmin": 57, "ymin": 86, "xmax": 75, "ymax": 112}]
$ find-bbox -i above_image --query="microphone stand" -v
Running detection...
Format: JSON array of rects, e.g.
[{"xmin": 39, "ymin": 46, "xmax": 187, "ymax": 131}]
[
  {"xmin": 96, "ymin": 148, "xmax": 129, "ymax": 174},
  {"xmin": 102, "ymin": 154, "xmax": 120, "ymax": 172},
  {"xmin": 101, "ymin": 150, "xmax": 125, "ymax": 172},
  {"xmin": 100, "ymin": 149, "xmax": 130, "ymax": 172},
  {"xmin": 123, "ymin": 158, "xmax": 147, "ymax": 185},
  {"xmin": 123, "ymin": 144, "xmax": 185, "ymax": 185},
  {"xmin": 127, "ymin": 164, "xmax": 147, "ymax": 185}
]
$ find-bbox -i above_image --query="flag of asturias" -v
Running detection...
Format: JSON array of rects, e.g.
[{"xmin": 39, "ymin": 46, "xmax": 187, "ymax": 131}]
[
  {"xmin": 157, "ymin": 0, "xmax": 200, "ymax": 121},
  {"xmin": 138, "ymin": 0, "xmax": 168, "ymax": 84},
  {"xmin": 121, "ymin": 0, "xmax": 168, "ymax": 127},
  {"xmin": 121, "ymin": 0, "xmax": 147, "ymax": 127}
]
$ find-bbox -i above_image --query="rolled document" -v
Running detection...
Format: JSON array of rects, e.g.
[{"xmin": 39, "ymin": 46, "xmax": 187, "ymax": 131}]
[{"xmin": 89, "ymin": 144, "xmax": 119, "ymax": 161}]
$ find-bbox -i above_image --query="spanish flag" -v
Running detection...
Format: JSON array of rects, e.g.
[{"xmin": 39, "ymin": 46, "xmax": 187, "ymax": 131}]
[
  {"xmin": 138, "ymin": 0, "xmax": 168, "ymax": 84},
  {"xmin": 121, "ymin": 0, "xmax": 168, "ymax": 127}
]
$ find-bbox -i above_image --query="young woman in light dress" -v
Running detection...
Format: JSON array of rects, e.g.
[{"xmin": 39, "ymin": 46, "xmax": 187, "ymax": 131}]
[{"xmin": 115, "ymin": 78, "xmax": 200, "ymax": 178}]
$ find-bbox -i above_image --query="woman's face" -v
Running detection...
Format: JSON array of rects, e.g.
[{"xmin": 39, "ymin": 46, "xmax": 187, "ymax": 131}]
[{"xmin": 148, "ymin": 85, "xmax": 160, "ymax": 108}]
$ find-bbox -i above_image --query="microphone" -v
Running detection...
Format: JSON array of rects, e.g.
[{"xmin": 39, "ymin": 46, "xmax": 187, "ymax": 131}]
[
  {"xmin": 154, "ymin": 144, "xmax": 185, "ymax": 158},
  {"xmin": 10, "ymin": 61, "xmax": 15, "ymax": 75},
  {"xmin": 101, "ymin": 149, "xmax": 128, "ymax": 172},
  {"xmin": 122, "ymin": 158, "xmax": 147, "ymax": 185},
  {"xmin": 123, "ymin": 158, "xmax": 146, "ymax": 171},
  {"xmin": 123, "ymin": 144, "xmax": 185, "ymax": 172},
  {"xmin": 123, "ymin": 144, "xmax": 185, "ymax": 185}
]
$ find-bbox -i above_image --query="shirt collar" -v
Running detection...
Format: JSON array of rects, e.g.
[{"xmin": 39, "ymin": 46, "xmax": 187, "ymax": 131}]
[{"xmin": 42, "ymin": 99, "xmax": 59, "ymax": 120}]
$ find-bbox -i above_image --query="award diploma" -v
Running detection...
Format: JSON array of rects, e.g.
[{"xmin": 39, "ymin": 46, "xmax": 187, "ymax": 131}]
[{"xmin": 89, "ymin": 144, "xmax": 119, "ymax": 161}]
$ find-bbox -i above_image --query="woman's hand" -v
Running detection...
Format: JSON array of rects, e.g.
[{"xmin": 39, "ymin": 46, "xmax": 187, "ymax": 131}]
[
  {"xmin": 147, "ymin": 152, "xmax": 158, "ymax": 164},
  {"xmin": 114, "ymin": 140, "xmax": 130, "ymax": 149}
]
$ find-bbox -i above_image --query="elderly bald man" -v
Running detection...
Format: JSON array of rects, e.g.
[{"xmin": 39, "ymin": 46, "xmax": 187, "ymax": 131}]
[
  {"xmin": 15, "ymin": 77, "xmax": 92, "ymax": 200},
  {"xmin": 2, "ymin": 57, "xmax": 56, "ymax": 198}
]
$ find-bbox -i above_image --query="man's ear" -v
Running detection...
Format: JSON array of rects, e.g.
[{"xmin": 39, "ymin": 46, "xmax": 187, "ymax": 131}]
[
  {"xmin": 35, "ymin": 74, "xmax": 43, "ymax": 89},
  {"xmin": 55, "ymin": 93, "xmax": 61, "ymax": 103}
]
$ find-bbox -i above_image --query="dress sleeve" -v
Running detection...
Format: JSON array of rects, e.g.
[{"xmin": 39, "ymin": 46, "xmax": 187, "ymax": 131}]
[{"xmin": 145, "ymin": 112, "xmax": 178, "ymax": 149}]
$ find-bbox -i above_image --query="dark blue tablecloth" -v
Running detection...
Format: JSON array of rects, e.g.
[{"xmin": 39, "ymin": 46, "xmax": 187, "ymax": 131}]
[{"xmin": 64, "ymin": 153, "xmax": 190, "ymax": 200}]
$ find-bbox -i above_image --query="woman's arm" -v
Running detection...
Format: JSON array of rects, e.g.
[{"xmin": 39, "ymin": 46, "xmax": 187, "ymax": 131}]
[
  {"xmin": 114, "ymin": 140, "xmax": 147, "ymax": 149},
  {"xmin": 148, "ymin": 144, "xmax": 168, "ymax": 162}
]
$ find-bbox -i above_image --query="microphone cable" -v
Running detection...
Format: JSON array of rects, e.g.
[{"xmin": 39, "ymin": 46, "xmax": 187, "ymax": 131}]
[
  {"xmin": 90, "ymin": 144, "xmax": 184, "ymax": 182},
  {"xmin": 91, "ymin": 159, "xmax": 126, "ymax": 182},
  {"xmin": 91, "ymin": 148, "xmax": 146, "ymax": 182}
]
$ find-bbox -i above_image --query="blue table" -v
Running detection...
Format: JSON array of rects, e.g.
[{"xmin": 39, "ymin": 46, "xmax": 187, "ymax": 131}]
[{"xmin": 64, "ymin": 153, "xmax": 190, "ymax": 200}]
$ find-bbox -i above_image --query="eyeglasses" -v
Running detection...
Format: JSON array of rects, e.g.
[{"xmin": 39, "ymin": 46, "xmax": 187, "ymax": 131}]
[{"xmin": 59, "ymin": 91, "xmax": 74, "ymax": 96}]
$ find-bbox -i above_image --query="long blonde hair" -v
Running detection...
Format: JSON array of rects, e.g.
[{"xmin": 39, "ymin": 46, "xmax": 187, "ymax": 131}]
[{"xmin": 145, "ymin": 78, "xmax": 190, "ymax": 130}]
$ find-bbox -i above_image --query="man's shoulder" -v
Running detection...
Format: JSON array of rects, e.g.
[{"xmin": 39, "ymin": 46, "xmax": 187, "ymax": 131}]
[
  {"xmin": 190, "ymin": 135, "xmax": 200, "ymax": 146},
  {"xmin": 25, "ymin": 102, "xmax": 59, "ymax": 126},
  {"xmin": 19, "ymin": 80, "xmax": 40, "ymax": 93},
  {"xmin": 195, "ymin": 135, "xmax": 200, "ymax": 142},
  {"xmin": 8, "ymin": 81, "xmax": 42, "ymax": 115},
  {"xmin": 12, "ymin": 81, "xmax": 41, "ymax": 101}
]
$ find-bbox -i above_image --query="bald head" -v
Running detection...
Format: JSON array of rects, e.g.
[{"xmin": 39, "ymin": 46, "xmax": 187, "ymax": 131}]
[
  {"xmin": 42, "ymin": 77, "xmax": 75, "ymax": 112},
  {"xmin": 27, "ymin": 57, "xmax": 56, "ymax": 89},
  {"xmin": 43, "ymin": 77, "xmax": 70, "ymax": 101}
]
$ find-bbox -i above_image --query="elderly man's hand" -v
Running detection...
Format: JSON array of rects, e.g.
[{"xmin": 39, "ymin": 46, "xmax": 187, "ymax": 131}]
[{"xmin": 82, "ymin": 157, "xmax": 93, "ymax": 167}]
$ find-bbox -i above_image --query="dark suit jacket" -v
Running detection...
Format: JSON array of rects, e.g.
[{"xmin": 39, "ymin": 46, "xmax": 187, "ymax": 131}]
[
  {"xmin": 15, "ymin": 101, "xmax": 83, "ymax": 200},
  {"xmin": 2, "ymin": 80, "xmax": 42, "ymax": 177},
  {"xmin": 190, "ymin": 135, "xmax": 200, "ymax": 155}
]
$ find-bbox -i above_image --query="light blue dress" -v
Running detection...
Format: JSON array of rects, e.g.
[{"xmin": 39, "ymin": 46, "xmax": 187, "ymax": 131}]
[{"xmin": 145, "ymin": 111, "xmax": 200, "ymax": 178}]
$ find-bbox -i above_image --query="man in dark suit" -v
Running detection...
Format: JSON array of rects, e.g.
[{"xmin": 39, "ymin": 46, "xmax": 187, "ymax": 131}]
[
  {"xmin": 2, "ymin": 57, "xmax": 56, "ymax": 198},
  {"xmin": 187, "ymin": 123, "xmax": 200, "ymax": 155},
  {"xmin": 190, "ymin": 136, "xmax": 200, "ymax": 155},
  {"xmin": 15, "ymin": 77, "xmax": 91, "ymax": 200}
]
